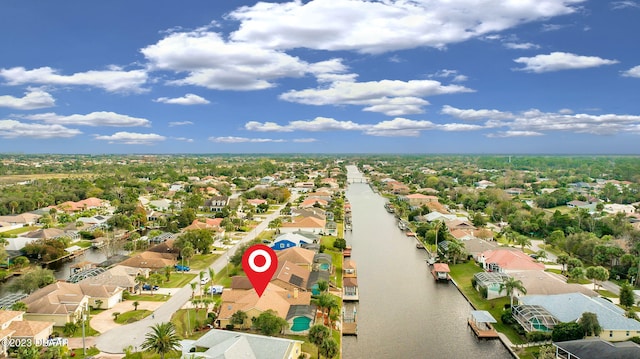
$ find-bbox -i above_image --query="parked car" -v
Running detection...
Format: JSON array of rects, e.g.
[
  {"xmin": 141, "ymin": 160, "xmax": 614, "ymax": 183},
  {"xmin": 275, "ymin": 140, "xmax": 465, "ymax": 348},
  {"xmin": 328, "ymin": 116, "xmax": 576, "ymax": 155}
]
[
  {"xmin": 175, "ymin": 264, "xmax": 190, "ymax": 272},
  {"xmin": 142, "ymin": 284, "xmax": 159, "ymax": 291},
  {"xmin": 201, "ymin": 276, "xmax": 210, "ymax": 285},
  {"xmin": 208, "ymin": 285, "xmax": 224, "ymax": 295}
]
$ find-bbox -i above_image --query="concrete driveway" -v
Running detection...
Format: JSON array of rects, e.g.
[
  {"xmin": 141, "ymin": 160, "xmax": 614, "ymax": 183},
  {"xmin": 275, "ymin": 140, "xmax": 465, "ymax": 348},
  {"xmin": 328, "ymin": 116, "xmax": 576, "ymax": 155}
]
[{"xmin": 91, "ymin": 300, "xmax": 165, "ymax": 333}]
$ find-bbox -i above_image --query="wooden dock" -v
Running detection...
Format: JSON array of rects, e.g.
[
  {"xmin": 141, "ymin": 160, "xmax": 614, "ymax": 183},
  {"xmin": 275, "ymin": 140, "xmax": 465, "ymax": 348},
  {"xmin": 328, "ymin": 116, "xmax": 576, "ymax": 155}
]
[
  {"xmin": 468, "ymin": 319, "xmax": 499, "ymax": 339},
  {"xmin": 343, "ymin": 322, "xmax": 358, "ymax": 336}
]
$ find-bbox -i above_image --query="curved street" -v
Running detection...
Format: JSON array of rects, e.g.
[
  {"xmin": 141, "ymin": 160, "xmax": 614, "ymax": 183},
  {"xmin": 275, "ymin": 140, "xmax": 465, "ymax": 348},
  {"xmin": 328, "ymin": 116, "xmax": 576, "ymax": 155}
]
[{"xmin": 95, "ymin": 202, "xmax": 288, "ymax": 354}]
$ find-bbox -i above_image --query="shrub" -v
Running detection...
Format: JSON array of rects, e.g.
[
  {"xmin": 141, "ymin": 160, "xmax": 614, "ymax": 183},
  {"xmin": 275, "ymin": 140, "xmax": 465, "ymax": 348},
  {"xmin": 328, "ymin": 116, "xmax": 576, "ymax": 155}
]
[
  {"xmin": 471, "ymin": 277, "xmax": 477, "ymax": 288},
  {"xmin": 501, "ymin": 309, "xmax": 516, "ymax": 325},
  {"xmin": 526, "ymin": 331, "xmax": 552, "ymax": 343},
  {"xmin": 479, "ymin": 286, "xmax": 488, "ymax": 299}
]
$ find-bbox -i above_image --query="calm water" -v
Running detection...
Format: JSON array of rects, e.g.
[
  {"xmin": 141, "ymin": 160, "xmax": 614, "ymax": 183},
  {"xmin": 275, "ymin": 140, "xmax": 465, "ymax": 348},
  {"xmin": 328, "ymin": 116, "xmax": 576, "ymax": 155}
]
[{"xmin": 342, "ymin": 165, "xmax": 512, "ymax": 359}]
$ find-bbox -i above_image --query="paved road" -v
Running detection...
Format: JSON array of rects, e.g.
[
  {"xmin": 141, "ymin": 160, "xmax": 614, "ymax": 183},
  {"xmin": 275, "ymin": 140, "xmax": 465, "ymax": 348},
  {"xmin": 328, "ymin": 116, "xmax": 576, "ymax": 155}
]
[{"xmin": 95, "ymin": 202, "xmax": 289, "ymax": 354}]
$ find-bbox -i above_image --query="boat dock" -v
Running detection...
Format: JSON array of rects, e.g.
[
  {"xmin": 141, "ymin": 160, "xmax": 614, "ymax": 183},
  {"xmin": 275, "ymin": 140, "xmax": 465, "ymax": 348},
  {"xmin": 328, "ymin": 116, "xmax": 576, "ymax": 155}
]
[
  {"xmin": 468, "ymin": 310, "xmax": 499, "ymax": 339},
  {"xmin": 342, "ymin": 305, "xmax": 358, "ymax": 336}
]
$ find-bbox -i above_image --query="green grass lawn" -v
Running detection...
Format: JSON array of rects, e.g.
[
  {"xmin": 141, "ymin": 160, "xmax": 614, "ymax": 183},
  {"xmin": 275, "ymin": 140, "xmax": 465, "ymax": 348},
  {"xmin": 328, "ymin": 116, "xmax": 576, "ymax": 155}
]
[
  {"xmin": 188, "ymin": 253, "xmax": 221, "ymax": 270},
  {"xmin": 449, "ymin": 261, "xmax": 526, "ymax": 345},
  {"xmin": 115, "ymin": 310, "xmax": 152, "ymax": 324},
  {"xmin": 76, "ymin": 240, "xmax": 94, "ymax": 248},
  {"xmin": 171, "ymin": 308, "xmax": 210, "ymax": 339},
  {"xmin": 0, "ymin": 225, "xmax": 38, "ymax": 236},
  {"xmin": 597, "ymin": 289, "xmax": 618, "ymax": 298},
  {"xmin": 163, "ymin": 273, "xmax": 197, "ymax": 288},
  {"xmin": 71, "ymin": 346, "xmax": 100, "ymax": 359},
  {"xmin": 53, "ymin": 322, "xmax": 99, "ymax": 338},
  {"xmin": 126, "ymin": 293, "xmax": 169, "ymax": 302},
  {"xmin": 123, "ymin": 350, "xmax": 182, "ymax": 359}
]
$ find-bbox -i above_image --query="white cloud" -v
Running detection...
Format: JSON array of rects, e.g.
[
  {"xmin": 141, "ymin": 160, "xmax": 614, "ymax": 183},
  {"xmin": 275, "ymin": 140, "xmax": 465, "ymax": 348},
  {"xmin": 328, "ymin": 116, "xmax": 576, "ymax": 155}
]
[
  {"xmin": 229, "ymin": 0, "xmax": 582, "ymax": 54},
  {"xmin": 514, "ymin": 52, "xmax": 619, "ymax": 73},
  {"xmin": 622, "ymin": 65, "xmax": 640, "ymax": 78},
  {"xmin": 0, "ymin": 89, "xmax": 56, "ymax": 110},
  {"xmin": 209, "ymin": 136, "xmax": 285, "ymax": 143},
  {"xmin": 441, "ymin": 105, "xmax": 514, "ymax": 121},
  {"xmin": 365, "ymin": 118, "xmax": 436, "ymax": 137},
  {"xmin": 24, "ymin": 112, "xmax": 150, "ymax": 127},
  {"xmin": 141, "ymin": 30, "xmax": 312, "ymax": 91},
  {"xmin": 245, "ymin": 117, "xmax": 365, "ymax": 132},
  {"xmin": 612, "ymin": 1, "xmax": 640, "ymax": 10},
  {"xmin": 504, "ymin": 42, "xmax": 540, "ymax": 50},
  {"xmin": 169, "ymin": 121, "xmax": 194, "ymax": 127},
  {"xmin": 280, "ymin": 79, "xmax": 472, "ymax": 116},
  {"xmin": 293, "ymin": 138, "xmax": 318, "ymax": 143},
  {"xmin": 0, "ymin": 119, "xmax": 81, "ymax": 138},
  {"xmin": 486, "ymin": 131, "xmax": 544, "ymax": 138},
  {"xmin": 173, "ymin": 137, "xmax": 194, "ymax": 142},
  {"xmin": 154, "ymin": 94, "xmax": 210, "ymax": 105},
  {"xmin": 429, "ymin": 69, "xmax": 468, "ymax": 82},
  {"xmin": 0, "ymin": 66, "xmax": 147, "ymax": 93},
  {"xmin": 94, "ymin": 132, "xmax": 166, "ymax": 145},
  {"xmin": 541, "ymin": 24, "xmax": 569, "ymax": 32}
]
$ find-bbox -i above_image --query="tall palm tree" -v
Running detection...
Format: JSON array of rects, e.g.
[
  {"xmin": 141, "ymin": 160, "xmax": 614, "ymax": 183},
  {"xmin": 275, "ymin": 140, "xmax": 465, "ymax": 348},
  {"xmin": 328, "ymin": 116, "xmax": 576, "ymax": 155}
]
[
  {"xmin": 190, "ymin": 282, "xmax": 197, "ymax": 299},
  {"xmin": 499, "ymin": 276, "xmax": 527, "ymax": 308},
  {"xmin": 141, "ymin": 322, "xmax": 181, "ymax": 359}
]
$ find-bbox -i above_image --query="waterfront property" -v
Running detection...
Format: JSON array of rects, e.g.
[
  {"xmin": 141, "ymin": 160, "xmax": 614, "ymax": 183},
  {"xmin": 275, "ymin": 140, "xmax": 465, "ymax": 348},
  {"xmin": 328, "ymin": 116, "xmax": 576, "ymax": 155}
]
[
  {"xmin": 468, "ymin": 310, "xmax": 499, "ymax": 339},
  {"xmin": 180, "ymin": 329, "xmax": 304, "ymax": 359},
  {"xmin": 553, "ymin": 338, "xmax": 640, "ymax": 359},
  {"xmin": 515, "ymin": 293, "xmax": 640, "ymax": 341}
]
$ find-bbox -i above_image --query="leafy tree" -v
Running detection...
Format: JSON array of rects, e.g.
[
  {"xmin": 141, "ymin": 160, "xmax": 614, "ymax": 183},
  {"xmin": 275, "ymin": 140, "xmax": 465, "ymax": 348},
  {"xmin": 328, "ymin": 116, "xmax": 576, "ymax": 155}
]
[
  {"xmin": 141, "ymin": 322, "xmax": 181, "ymax": 359},
  {"xmin": 63, "ymin": 322, "xmax": 79, "ymax": 337},
  {"xmin": 619, "ymin": 283, "xmax": 636, "ymax": 308},
  {"xmin": 556, "ymin": 254, "xmax": 569, "ymax": 274},
  {"xmin": 10, "ymin": 301, "xmax": 27, "ymax": 311},
  {"xmin": 569, "ymin": 267, "xmax": 585, "ymax": 281},
  {"xmin": 499, "ymin": 276, "xmax": 527, "ymax": 308},
  {"xmin": 309, "ymin": 324, "xmax": 331, "ymax": 359},
  {"xmin": 8, "ymin": 267, "xmax": 56, "ymax": 293},
  {"xmin": 16, "ymin": 343, "xmax": 39, "ymax": 359},
  {"xmin": 94, "ymin": 299, "xmax": 103, "ymax": 309},
  {"xmin": 180, "ymin": 245, "xmax": 195, "ymax": 265},
  {"xmin": 333, "ymin": 238, "xmax": 347, "ymax": 251},
  {"xmin": 585, "ymin": 266, "xmax": 609, "ymax": 290},
  {"xmin": 537, "ymin": 345, "xmax": 557, "ymax": 359},
  {"xmin": 12, "ymin": 256, "xmax": 29, "ymax": 268},
  {"xmin": 552, "ymin": 322, "xmax": 584, "ymax": 342},
  {"xmin": 252, "ymin": 309, "xmax": 289, "ymax": 336},
  {"xmin": 163, "ymin": 266, "xmax": 172, "ymax": 282},
  {"xmin": 176, "ymin": 229, "xmax": 213, "ymax": 254},
  {"xmin": 578, "ymin": 312, "xmax": 601, "ymax": 337},
  {"xmin": 319, "ymin": 337, "xmax": 339, "ymax": 359},
  {"xmin": 230, "ymin": 310, "xmax": 248, "ymax": 329}
]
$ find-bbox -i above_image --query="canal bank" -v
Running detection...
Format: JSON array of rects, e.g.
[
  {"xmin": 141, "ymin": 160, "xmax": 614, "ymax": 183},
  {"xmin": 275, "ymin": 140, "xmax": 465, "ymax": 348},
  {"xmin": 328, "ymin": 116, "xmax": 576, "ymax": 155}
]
[{"xmin": 341, "ymin": 165, "xmax": 511, "ymax": 359}]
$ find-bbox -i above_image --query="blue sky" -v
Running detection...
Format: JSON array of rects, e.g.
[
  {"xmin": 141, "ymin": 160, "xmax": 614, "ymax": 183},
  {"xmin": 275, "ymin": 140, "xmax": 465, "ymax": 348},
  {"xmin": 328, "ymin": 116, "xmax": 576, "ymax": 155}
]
[{"xmin": 1, "ymin": 0, "xmax": 640, "ymax": 154}]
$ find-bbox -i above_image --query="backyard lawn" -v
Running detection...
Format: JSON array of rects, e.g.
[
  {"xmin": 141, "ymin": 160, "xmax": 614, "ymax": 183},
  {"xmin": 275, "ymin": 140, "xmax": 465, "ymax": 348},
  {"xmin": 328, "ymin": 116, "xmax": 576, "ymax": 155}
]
[{"xmin": 449, "ymin": 261, "xmax": 526, "ymax": 345}]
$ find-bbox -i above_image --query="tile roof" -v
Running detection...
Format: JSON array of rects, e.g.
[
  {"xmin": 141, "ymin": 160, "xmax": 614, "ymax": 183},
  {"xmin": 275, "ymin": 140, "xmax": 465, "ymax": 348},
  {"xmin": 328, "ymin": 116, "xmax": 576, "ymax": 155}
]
[
  {"xmin": 480, "ymin": 248, "xmax": 545, "ymax": 271},
  {"xmin": 0, "ymin": 310, "xmax": 23, "ymax": 325},
  {"xmin": 192, "ymin": 329, "xmax": 302, "ymax": 359},
  {"xmin": 219, "ymin": 283, "xmax": 311, "ymax": 321},
  {"xmin": 274, "ymin": 261, "xmax": 310, "ymax": 290},
  {"xmin": 280, "ymin": 216, "xmax": 325, "ymax": 229},
  {"xmin": 8, "ymin": 320, "xmax": 53, "ymax": 337},
  {"xmin": 276, "ymin": 247, "xmax": 315, "ymax": 267}
]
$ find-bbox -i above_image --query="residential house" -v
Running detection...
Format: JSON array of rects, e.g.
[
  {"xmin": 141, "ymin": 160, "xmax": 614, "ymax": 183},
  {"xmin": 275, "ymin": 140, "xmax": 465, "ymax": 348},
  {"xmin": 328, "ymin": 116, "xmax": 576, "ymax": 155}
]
[
  {"xmin": 401, "ymin": 193, "xmax": 439, "ymax": 207},
  {"xmin": 276, "ymin": 247, "xmax": 315, "ymax": 271},
  {"xmin": 119, "ymin": 251, "xmax": 177, "ymax": 271},
  {"xmin": 300, "ymin": 198, "xmax": 328, "ymax": 208},
  {"xmin": 474, "ymin": 180, "xmax": 495, "ymax": 189},
  {"xmin": 0, "ymin": 213, "xmax": 41, "ymax": 232},
  {"xmin": 181, "ymin": 328, "xmax": 304, "ymax": 359},
  {"xmin": 149, "ymin": 199, "xmax": 173, "ymax": 211},
  {"xmin": 291, "ymin": 208, "xmax": 326, "ymax": 221},
  {"xmin": 22, "ymin": 281, "xmax": 122, "ymax": 326},
  {"xmin": 279, "ymin": 217, "xmax": 326, "ymax": 234},
  {"xmin": 477, "ymin": 248, "xmax": 545, "ymax": 273},
  {"xmin": 200, "ymin": 196, "xmax": 229, "ymax": 212},
  {"xmin": 271, "ymin": 261, "xmax": 310, "ymax": 292},
  {"xmin": 553, "ymin": 338, "xmax": 640, "ymax": 359},
  {"xmin": 444, "ymin": 219, "xmax": 476, "ymax": 232},
  {"xmin": 514, "ymin": 293, "xmax": 640, "ymax": 340},
  {"xmin": 247, "ymin": 199, "xmax": 268, "ymax": 207},
  {"xmin": 388, "ymin": 182, "xmax": 410, "ymax": 195},
  {"xmin": 216, "ymin": 283, "xmax": 313, "ymax": 334},
  {"xmin": 271, "ymin": 232, "xmax": 314, "ymax": 251},
  {"xmin": 325, "ymin": 221, "xmax": 337, "ymax": 236},
  {"xmin": 0, "ymin": 310, "xmax": 54, "ymax": 356},
  {"xmin": 423, "ymin": 211, "xmax": 457, "ymax": 222},
  {"xmin": 80, "ymin": 265, "xmax": 149, "ymax": 293},
  {"xmin": 313, "ymin": 253, "xmax": 333, "ymax": 273}
]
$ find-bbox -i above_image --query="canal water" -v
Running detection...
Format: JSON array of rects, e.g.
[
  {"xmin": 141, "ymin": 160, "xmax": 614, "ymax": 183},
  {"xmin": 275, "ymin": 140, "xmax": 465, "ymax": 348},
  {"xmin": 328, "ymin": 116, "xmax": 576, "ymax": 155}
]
[{"xmin": 341, "ymin": 165, "xmax": 512, "ymax": 358}]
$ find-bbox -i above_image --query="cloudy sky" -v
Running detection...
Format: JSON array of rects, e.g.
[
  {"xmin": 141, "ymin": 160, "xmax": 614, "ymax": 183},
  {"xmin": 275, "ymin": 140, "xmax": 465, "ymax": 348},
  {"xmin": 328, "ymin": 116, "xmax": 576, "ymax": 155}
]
[{"xmin": 1, "ymin": 0, "xmax": 639, "ymax": 154}]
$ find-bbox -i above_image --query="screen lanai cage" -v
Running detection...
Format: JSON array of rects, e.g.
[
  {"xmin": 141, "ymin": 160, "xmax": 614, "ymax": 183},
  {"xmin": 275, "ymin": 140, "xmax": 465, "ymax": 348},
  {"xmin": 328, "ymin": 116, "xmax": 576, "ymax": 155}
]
[{"xmin": 512, "ymin": 304, "xmax": 559, "ymax": 332}]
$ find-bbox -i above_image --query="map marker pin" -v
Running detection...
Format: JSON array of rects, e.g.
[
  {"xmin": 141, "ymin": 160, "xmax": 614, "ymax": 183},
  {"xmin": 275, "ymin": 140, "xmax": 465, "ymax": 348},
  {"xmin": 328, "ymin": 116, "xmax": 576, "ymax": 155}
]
[{"xmin": 242, "ymin": 244, "xmax": 278, "ymax": 297}]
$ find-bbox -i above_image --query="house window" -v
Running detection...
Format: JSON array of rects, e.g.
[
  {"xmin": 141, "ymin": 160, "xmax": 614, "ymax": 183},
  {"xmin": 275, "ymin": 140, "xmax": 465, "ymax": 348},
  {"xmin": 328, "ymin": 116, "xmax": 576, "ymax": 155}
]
[
  {"xmin": 280, "ymin": 243, "xmax": 284, "ymax": 248},
  {"xmin": 609, "ymin": 331, "xmax": 613, "ymax": 337},
  {"xmin": 627, "ymin": 331, "xmax": 630, "ymax": 336}
]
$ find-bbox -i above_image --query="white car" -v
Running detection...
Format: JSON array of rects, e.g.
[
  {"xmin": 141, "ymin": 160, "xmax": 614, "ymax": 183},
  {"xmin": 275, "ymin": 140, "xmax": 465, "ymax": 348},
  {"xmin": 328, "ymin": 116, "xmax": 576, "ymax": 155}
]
[{"xmin": 200, "ymin": 276, "xmax": 210, "ymax": 285}]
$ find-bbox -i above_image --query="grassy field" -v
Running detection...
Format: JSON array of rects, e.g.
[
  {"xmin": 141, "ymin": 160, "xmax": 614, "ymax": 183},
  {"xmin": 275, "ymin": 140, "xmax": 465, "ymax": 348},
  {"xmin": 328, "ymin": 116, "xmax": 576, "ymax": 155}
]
[
  {"xmin": 0, "ymin": 225, "xmax": 38, "ymax": 236},
  {"xmin": 163, "ymin": 273, "xmax": 197, "ymax": 288},
  {"xmin": 448, "ymin": 261, "xmax": 526, "ymax": 345},
  {"xmin": 115, "ymin": 310, "xmax": 152, "ymax": 324},
  {"xmin": 188, "ymin": 253, "xmax": 221, "ymax": 270}
]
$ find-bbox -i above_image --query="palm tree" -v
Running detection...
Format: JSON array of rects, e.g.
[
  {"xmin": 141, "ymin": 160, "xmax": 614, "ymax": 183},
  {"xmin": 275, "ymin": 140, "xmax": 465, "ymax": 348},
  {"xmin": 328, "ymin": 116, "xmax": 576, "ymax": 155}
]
[
  {"xmin": 135, "ymin": 275, "xmax": 146, "ymax": 294},
  {"xmin": 319, "ymin": 337, "xmax": 339, "ymax": 359},
  {"xmin": 308, "ymin": 324, "xmax": 330, "ymax": 359},
  {"xmin": 198, "ymin": 271, "xmax": 205, "ymax": 297},
  {"xmin": 133, "ymin": 301, "xmax": 140, "ymax": 311},
  {"xmin": 190, "ymin": 282, "xmax": 197, "ymax": 299},
  {"xmin": 499, "ymin": 276, "xmax": 527, "ymax": 308},
  {"xmin": 141, "ymin": 322, "xmax": 181, "ymax": 359}
]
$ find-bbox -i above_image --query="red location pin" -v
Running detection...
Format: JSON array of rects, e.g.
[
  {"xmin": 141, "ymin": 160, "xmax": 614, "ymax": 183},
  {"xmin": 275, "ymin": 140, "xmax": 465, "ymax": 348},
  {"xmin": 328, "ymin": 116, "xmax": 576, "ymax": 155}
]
[{"xmin": 242, "ymin": 244, "xmax": 278, "ymax": 297}]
